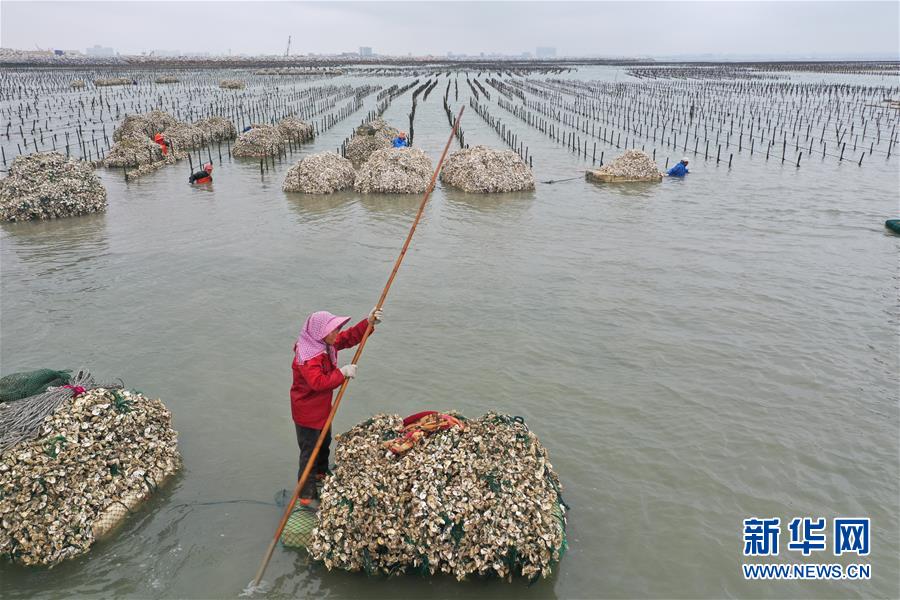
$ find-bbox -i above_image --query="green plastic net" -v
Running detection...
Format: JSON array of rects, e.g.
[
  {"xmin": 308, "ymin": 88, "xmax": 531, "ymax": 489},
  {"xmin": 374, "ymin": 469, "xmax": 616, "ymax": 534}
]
[
  {"xmin": 281, "ymin": 506, "xmax": 318, "ymax": 549},
  {"xmin": 0, "ymin": 369, "xmax": 70, "ymax": 403}
]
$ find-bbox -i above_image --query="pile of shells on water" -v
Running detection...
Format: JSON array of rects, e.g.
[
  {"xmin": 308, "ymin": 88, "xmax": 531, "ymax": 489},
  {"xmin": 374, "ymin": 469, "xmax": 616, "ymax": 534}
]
[
  {"xmin": 70, "ymin": 80, "xmax": 85, "ymax": 89},
  {"xmin": 354, "ymin": 147, "xmax": 433, "ymax": 194},
  {"xmin": 345, "ymin": 118, "xmax": 399, "ymax": 164},
  {"xmin": 276, "ymin": 117, "xmax": 315, "ymax": 143},
  {"xmin": 121, "ymin": 155, "xmax": 176, "ymax": 180},
  {"xmin": 309, "ymin": 412, "xmax": 567, "ymax": 581},
  {"xmin": 219, "ymin": 79, "xmax": 245, "ymax": 90},
  {"xmin": 0, "ymin": 388, "xmax": 181, "ymax": 566},
  {"xmin": 93, "ymin": 77, "xmax": 132, "ymax": 87},
  {"xmin": 153, "ymin": 75, "xmax": 180, "ymax": 84},
  {"xmin": 0, "ymin": 152, "xmax": 107, "ymax": 222},
  {"xmin": 195, "ymin": 116, "xmax": 237, "ymax": 142},
  {"xmin": 283, "ymin": 152, "xmax": 356, "ymax": 194},
  {"xmin": 104, "ymin": 136, "xmax": 166, "ymax": 168},
  {"xmin": 586, "ymin": 149, "xmax": 662, "ymax": 182},
  {"xmin": 162, "ymin": 122, "xmax": 205, "ymax": 151},
  {"xmin": 112, "ymin": 110, "xmax": 180, "ymax": 142},
  {"xmin": 440, "ymin": 146, "xmax": 535, "ymax": 193},
  {"xmin": 231, "ymin": 124, "xmax": 285, "ymax": 158},
  {"xmin": 105, "ymin": 111, "xmax": 235, "ymax": 166},
  {"xmin": 167, "ymin": 116, "xmax": 237, "ymax": 149}
]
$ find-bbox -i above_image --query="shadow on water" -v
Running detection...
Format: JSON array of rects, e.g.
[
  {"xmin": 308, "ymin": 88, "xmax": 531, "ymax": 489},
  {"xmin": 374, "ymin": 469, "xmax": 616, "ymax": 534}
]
[
  {"xmin": 272, "ymin": 555, "xmax": 561, "ymax": 600},
  {"xmin": 187, "ymin": 183, "xmax": 216, "ymax": 195},
  {"xmin": 283, "ymin": 191, "xmax": 356, "ymax": 224},
  {"xmin": 356, "ymin": 193, "xmax": 425, "ymax": 220},
  {"xmin": 0, "ymin": 213, "xmax": 109, "ymax": 276},
  {"xmin": 442, "ymin": 188, "xmax": 535, "ymax": 217},
  {"xmin": 586, "ymin": 180, "xmax": 663, "ymax": 200}
]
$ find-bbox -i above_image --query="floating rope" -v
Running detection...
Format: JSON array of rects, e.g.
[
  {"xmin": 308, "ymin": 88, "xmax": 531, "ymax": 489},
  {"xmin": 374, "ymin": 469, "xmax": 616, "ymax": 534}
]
[{"xmin": 540, "ymin": 175, "xmax": 583, "ymax": 184}]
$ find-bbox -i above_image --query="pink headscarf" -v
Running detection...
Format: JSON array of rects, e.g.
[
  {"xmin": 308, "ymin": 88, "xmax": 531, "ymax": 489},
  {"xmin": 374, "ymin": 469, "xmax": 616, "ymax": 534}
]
[{"xmin": 294, "ymin": 311, "xmax": 350, "ymax": 365}]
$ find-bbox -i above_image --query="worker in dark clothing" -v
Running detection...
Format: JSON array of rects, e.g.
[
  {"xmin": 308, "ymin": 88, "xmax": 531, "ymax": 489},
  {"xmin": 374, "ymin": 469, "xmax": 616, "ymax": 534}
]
[{"xmin": 189, "ymin": 163, "xmax": 213, "ymax": 184}]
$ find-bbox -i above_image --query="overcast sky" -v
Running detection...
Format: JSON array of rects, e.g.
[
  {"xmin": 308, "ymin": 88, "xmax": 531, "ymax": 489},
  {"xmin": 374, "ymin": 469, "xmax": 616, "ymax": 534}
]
[{"xmin": 1, "ymin": 1, "xmax": 898, "ymax": 58}]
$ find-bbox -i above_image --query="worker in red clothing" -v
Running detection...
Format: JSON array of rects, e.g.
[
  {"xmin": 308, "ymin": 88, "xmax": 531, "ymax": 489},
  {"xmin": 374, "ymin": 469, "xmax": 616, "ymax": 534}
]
[
  {"xmin": 189, "ymin": 163, "xmax": 213, "ymax": 184},
  {"xmin": 291, "ymin": 307, "xmax": 383, "ymax": 507},
  {"xmin": 153, "ymin": 132, "xmax": 169, "ymax": 156}
]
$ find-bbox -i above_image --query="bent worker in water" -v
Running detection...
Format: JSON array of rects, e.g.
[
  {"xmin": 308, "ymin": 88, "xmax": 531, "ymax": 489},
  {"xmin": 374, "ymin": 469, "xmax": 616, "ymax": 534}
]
[
  {"xmin": 667, "ymin": 157, "xmax": 689, "ymax": 177},
  {"xmin": 392, "ymin": 131, "xmax": 409, "ymax": 148},
  {"xmin": 188, "ymin": 163, "xmax": 213, "ymax": 184},
  {"xmin": 291, "ymin": 307, "xmax": 382, "ymax": 507},
  {"xmin": 153, "ymin": 132, "xmax": 169, "ymax": 156}
]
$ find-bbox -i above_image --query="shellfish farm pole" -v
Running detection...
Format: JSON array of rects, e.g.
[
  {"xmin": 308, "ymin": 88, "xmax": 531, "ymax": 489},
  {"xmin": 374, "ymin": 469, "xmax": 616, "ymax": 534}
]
[{"xmin": 251, "ymin": 106, "xmax": 466, "ymax": 589}]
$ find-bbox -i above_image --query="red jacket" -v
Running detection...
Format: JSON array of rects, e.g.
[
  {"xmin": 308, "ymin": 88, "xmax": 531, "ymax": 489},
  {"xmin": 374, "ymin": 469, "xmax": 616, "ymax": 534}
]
[{"xmin": 290, "ymin": 318, "xmax": 370, "ymax": 429}]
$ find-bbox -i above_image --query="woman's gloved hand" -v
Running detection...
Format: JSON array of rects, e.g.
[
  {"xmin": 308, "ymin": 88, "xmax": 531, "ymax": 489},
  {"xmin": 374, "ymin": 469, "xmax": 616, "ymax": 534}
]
[
  {"xmin": 340, "ymin": 364, "xmax": 357, "ymax": 379},
  {"xmin": 368, "ymin": 307, "xmax": 383, "ymax": 325}
]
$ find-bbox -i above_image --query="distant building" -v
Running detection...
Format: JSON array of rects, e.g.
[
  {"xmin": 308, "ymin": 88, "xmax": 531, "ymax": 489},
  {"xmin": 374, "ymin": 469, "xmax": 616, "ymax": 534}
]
[
  {"xmin": 536, "ymin": 46, "xmax": 556, "ymax": 59},
  {"xmin": 359, "ymin": 46, "xmax": 373, "ymax": 57},
  {"xmin": 86, "ymin": 45, "xmax": 115, "ymax": 57}
]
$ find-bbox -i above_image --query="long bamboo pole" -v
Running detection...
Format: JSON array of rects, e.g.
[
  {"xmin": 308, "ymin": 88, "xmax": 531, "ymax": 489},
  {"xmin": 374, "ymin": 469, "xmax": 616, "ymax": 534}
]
[{"xmin": 251, "ymin": 106, "xmax": 465, "ymax": 588}]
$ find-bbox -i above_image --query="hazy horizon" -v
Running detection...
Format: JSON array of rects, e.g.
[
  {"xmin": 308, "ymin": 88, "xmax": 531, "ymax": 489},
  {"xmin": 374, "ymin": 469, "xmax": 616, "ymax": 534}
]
[{"xmin": 1, "ymin": 1, "xmax": 898, "ymax": 59}]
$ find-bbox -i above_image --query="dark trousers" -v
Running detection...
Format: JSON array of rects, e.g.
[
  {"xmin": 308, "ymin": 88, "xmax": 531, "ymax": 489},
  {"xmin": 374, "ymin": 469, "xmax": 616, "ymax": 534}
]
[{"xmin": 295, "ymin": 424, "xmax": 330, "ymax": 499}]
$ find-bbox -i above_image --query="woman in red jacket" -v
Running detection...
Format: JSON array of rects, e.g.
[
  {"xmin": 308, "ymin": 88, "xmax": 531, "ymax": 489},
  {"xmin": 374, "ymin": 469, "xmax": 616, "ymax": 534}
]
[{"xmin": 291, "ymin": 307, "xmax": 382, "ymax": 506}]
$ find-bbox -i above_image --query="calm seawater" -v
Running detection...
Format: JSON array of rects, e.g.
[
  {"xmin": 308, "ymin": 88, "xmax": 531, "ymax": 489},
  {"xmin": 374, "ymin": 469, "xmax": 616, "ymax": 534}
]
[{"xmin": 1, "ymin": 67, "xmax": 898, "ymax": 599}]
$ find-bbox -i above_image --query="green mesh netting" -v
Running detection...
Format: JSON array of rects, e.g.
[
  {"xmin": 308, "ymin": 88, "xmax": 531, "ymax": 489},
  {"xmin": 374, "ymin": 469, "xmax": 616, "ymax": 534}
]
[
  {"xmin": 0, "ymin": 369, "xmax": 71, "ymax": 403},
  {"xmin": 281, "ymin": 507, "xmax": 317, "ymax": 549}
]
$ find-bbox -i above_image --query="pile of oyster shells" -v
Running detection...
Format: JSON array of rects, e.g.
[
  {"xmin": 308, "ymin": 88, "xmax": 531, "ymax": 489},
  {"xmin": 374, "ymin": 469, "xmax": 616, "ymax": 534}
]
[
  {"xmin": 310, "ymin": 412, "xmax": 567, "ymax": 581},
  {"xmin": 121, "ymin": 156, "xmax": 175, "ymax": 180},
  {"xmin": 93, "ymin": 77, "xmax": 132, "ymax": 87},
  {"xmin": 195, "ymin": 116, "xmax": 238, "ymax": 143},
  {"xmin": 219, "ymin": 79, "xmax": 245, "ymax": 89},
  {"xmin": 0, "ymin": 152, "xmax": 107, "ymax": 221},
  {"xmin": 164, "ymin": 116, "xmax": 236, "ymax": 151},
  {"xmin": 593, "ymin": 149, "xmax": 662, "ymax": 179},
  {"xmin": 70, "ymin": 80, "xmax": 85, "ymax": 89},
  {"xmin": 154, "ymin": 76, "xmax": 179, "ymax": 84},
  {"xmin": 112, "ymin": 110, "xmax": 180, "ymax": 143},
  {"xmin": 345, "ymin": 118, "xmax": 399, "ymax": 164},
  {"xmin": 354, "ymin": 147, "xmax": 433, "ymax": 194},
  {"xmin": 232, "ymin": 124, "xmax": 286, "ymax": 158},
  {"xmin": 440, "ymin": 146, "xmax": 535, "ymax": 193},
  {"xmin": 276, "ymin": 117, "xmax": 315, "ymax": 143},
  {"xmin": 105, "ymin": 136, "xmax": 167, "ymax": 168},
  {"xmin": 0, "ymin": 388, "xmax": 181, "ymax": 566},
  {"xmin": 161, "ymin": 122, "xmax": 205, "ymax": 151},
  {"xmin": 283, "ymin": 152, "xmax": 355, "ymax": 194},
  {"xmin": 105, "ymin": 111, "xmax": 236, "ymax": 169}
]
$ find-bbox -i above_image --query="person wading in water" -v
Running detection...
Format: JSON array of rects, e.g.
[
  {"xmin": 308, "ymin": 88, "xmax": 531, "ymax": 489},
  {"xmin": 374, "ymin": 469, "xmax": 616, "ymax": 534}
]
[{"xmin": 189, "ymin": 163, "xmax": 213, "ymax": 184}]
